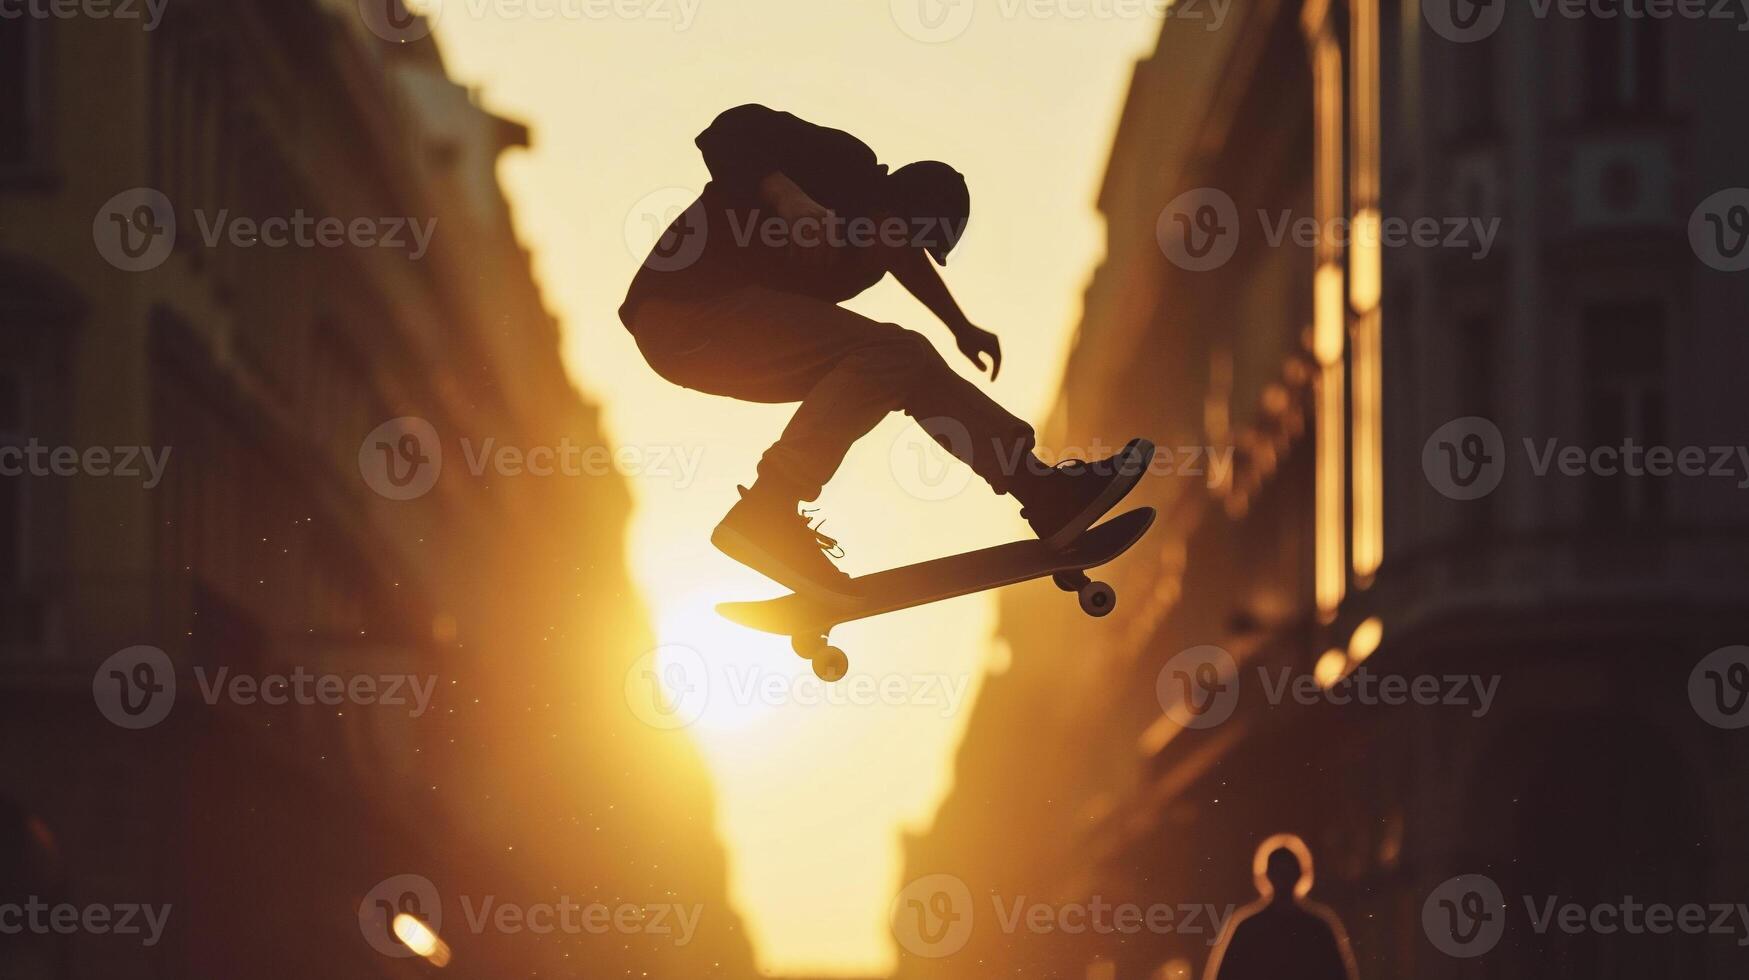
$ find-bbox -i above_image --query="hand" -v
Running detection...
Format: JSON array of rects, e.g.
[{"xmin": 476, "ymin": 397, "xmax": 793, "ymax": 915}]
[{"xmin": 955, "ymin": 324, "xmax": 1003, "ymax": 380}]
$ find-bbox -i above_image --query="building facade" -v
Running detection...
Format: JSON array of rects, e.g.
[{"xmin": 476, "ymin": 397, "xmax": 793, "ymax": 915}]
[
  {"xmin": 0, "ymin": 3, "xmax": 751, "ymax": 977},
  {"xmin": 899, "ymin": 1, "xmax": 1749, "ymax": 977}
]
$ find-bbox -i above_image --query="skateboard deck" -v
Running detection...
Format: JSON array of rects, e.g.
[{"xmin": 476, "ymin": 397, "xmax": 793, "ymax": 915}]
[{"xmin": 717, "ymin": 507, "xmax": 1156, "ymax": 679}]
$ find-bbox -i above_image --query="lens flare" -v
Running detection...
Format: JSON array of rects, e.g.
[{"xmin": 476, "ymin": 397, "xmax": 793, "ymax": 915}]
[{"xmin": 392, "ymin": 914, "xmax": 451, "ymax": 968}]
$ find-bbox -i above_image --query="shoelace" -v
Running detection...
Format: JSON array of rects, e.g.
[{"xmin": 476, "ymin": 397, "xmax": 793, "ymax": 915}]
[
  {"xmin": 1047, "ymin": 456, "xmax": 1094, "ymax": 479},
  {"xmin": 799, "ymin": 507, "xmax": 846, "ymax": 559}
]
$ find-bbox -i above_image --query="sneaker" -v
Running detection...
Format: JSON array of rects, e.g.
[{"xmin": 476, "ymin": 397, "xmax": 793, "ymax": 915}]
[
  {"xmin": 1019, "ymin": 438, "xmax": 1156, "ymax": 549},
  {"xmin": 712, "ymin": 486, "xmax": 859, "ymax": 600}
]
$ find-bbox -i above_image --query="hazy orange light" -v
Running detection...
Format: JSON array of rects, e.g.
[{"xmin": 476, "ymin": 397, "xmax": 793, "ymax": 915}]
[
  {"xmin": 1314, "ymin": 366, "xmax": 1346, "ymax": 620},
  {"xmin": 1349, "ymin": 0, "xmax": 1380, "ymax": 210},
  {"xmin": 1310, "ymin": 16, "xmax": 1350, "ymax": 624},
  {"xmin": 1348, "ymin": 0, "xmax": 1384, "ymax": 587},
  {"xmin": 1313, "ymin": 265, "xmax": 1346, "ymax": 366},
  {"xmin": 1157, "ymin": 957, "xmax": 1194, "ymax": 980},
  {"xmin": 393, "ymin": 913, "xmax": 452, "ymax": 968},
  {"xmin": 1348, "ymin": 210, "xmax": 1382, "ymax": 314},
  {"xmin": 1351, "ymin": 308, "xmax": 1382, "ymax": 583},
  {"xmin": 1313, "ymin": 649, "xmax": 1348, "ymax": 690},
  {"xmin": 1347, "ymin": 616, "xmax": 1383, "ymax": 663}
]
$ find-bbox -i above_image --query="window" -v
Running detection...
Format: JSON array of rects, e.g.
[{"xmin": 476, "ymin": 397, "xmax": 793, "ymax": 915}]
[
  {"xmin": 1584, "ymin": 16, "xmax": 1665, "ymax": 116},
  {"xmin": 1583, "ymin": 302, "xmax": 1666, "ymax": 523},
  {"xmin": 0, "ymin": 17, "xmax": 39, "ymax": 168},
  {"xmin": 0, "ymin": 371, "xmax": 22, "ymax": 587},
  {"xmin": 1451, "ymin": 30, "xmax": 1499, "ymax": 137},
  {"xmin": 1459, "ymin": 313, "xmax": 1497, "ymax": 531}
]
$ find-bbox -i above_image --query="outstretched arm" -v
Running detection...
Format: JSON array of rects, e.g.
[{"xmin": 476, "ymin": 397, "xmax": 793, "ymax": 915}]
[{"xmin": 890, "ymin": 246, "xmax": 1003, "ymax": 380}]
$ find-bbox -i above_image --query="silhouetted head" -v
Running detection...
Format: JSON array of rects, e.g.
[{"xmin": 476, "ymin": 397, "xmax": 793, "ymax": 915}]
[
  {"xmin": 884, "ymin": 161, "xmax": 970, "ymax": 265},
  {"xmin": 1251, "ymin": 833, "xmax": 1315, "ymax": 903},
  {"xmin": 1264, "ymin": 847, "xmax": 1304, "ymax": 901}
]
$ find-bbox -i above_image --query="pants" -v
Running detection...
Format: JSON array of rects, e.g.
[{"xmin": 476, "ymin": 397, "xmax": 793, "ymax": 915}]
[{"xmin": 628, "ymin": 285, "xmax": 1036, "ymax": 501}]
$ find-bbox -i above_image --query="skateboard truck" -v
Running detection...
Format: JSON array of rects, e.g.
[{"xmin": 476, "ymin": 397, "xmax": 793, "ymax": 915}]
[
  {"xmin": 1052, "ymin": 570, "xmax": 1118, "ymax": 617},
  {"xmin": 791, "ymin": 635, "xmax": 850, "ymax": 682},
  {"xmin": 785, "ymin": 573, "xmax": 1114, "ymax": 682}
]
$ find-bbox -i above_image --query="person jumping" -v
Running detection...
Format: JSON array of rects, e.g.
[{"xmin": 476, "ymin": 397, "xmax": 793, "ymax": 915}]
[{"xmin": 620, "ymin": 104, "xmax": 1154, "ymax": 599}]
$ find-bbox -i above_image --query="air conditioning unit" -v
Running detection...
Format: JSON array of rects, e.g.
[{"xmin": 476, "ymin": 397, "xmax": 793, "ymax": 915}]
[{"xmin": 1570, "ymin": 137, "xmax": 1674, "ymax": 228}]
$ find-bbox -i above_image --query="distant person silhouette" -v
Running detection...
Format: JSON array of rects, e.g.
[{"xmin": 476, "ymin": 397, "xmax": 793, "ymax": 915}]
[
  {"xmin": 621, "ymin": 104, "xmax": 1153, "ymax": 598},
  {"xmin": 1205, "ymin": 839, "xmax": 1357, "ymax": 980}
]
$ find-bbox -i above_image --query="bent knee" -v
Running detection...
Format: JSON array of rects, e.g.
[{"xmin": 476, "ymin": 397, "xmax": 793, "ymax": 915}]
[{"xmin": 865, "ymin": 326, "xmax": 947, "ymax": 370}]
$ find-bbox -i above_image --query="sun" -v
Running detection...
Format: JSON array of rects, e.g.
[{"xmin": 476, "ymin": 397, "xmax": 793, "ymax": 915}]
[{"xmin": 653, "ymin": 588, "xmax": 802, "ymax": 735}]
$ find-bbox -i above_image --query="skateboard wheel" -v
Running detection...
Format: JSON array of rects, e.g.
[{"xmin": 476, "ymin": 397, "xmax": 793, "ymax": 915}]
[
  {"xmin": 1053, "ymin": 570, "xmax": 1091, "ymax": 592},
  {"xmin": 792, "ymin": 634, "xmax": 827, "ymax": 659},
  {"xmin": 1079, "ymin": 581, "xmax": 1116, "ymax": 617},
  {"xmin": 811, "ymin": 647, "xmax": 850, "ymax": 683}
]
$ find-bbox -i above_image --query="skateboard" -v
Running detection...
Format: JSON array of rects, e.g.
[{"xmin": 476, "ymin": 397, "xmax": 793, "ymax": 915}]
[{"xmin": 716, "ymin": 507, "xmax": 1156, "ymax": 682}]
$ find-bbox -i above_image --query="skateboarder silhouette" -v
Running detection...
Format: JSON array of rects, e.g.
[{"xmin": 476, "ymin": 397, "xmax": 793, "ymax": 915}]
[
  {"xmin": 1205, "ymin": 839, "xmax": 1358, "ymax": 980},
  {"xmin": 621, "ymin": 104, "xmax": 1153, "ymax": 598}
]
